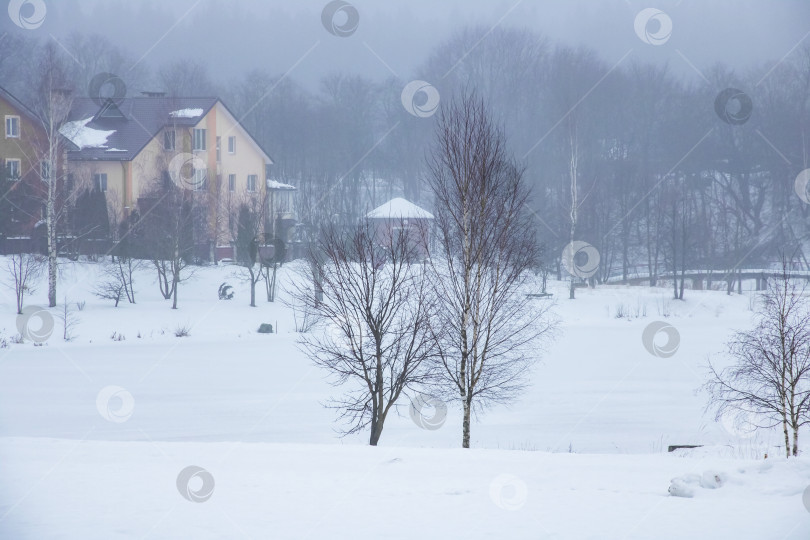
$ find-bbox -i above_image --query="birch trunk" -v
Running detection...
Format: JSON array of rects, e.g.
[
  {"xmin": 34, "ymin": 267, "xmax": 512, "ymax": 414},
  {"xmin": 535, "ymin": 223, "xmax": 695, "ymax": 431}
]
[{"xmin": 462, "ymin": 396, "xmax": 471, "ymax": 449}]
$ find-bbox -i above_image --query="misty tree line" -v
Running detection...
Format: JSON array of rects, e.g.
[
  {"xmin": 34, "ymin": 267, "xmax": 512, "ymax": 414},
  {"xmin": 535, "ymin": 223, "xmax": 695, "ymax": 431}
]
[
  {"xmin": 3, "ymin": 27, "xmax": 809, "ymax": 452},
  {"xmin": 2, "ymin": 25, "xmax": 810, "ymax": 285}
]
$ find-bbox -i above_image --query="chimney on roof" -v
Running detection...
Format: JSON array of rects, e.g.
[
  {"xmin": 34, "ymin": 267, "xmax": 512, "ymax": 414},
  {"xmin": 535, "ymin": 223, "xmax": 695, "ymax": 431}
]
[{"xmin": 141, "ymin": 91, "xmax": 166, "ymax": 98}]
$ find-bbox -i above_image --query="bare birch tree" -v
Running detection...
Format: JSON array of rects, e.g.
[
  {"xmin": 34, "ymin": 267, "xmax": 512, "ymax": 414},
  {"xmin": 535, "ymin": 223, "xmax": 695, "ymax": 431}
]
[
  {"xmin": 705, "ymin": 259, "xmax": 810, "ymax": 458},
  {"xmin": 426, "ymin": 94, "xmax": 556, "ymax": 448},
  {"xmin": 31, "ymin": 44, "xmax": 74, "ymax": 308},
  {"xmin": 288, "ymin": 219, "xmax": 435, "ymax": 445}
]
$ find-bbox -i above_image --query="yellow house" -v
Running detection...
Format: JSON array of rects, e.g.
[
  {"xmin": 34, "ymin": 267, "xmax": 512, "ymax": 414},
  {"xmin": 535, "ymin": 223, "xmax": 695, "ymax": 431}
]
[
  {"xmin": 59, "ymin": 93, "xmax": 276, "ymax": 260},
  {"xmin": 0, "ymin": 85, "xmax": 51, "ymax": 244}
]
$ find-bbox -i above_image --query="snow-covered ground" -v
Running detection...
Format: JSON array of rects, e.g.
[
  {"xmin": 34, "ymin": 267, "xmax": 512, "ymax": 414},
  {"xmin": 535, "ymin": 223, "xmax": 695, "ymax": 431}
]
[{"xmin": 0, "ymin": 258, "xmax": 808, "ymax": 539}]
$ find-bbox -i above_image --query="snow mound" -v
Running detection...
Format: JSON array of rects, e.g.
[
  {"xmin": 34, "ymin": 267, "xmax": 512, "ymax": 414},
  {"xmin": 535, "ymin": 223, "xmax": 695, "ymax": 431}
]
[
  {"xmin": 59, "ymin": 117, "xmax": 115, "ymax": 149},
  {"xmin": 669, "ymin": 470, "xmax": 728, "ymax": 497}
]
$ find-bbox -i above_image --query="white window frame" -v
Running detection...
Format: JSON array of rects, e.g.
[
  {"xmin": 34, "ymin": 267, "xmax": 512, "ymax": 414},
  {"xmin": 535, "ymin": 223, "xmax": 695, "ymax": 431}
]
[
  {"xmin": 164, "ymin": 130, "xmax": 175, "ymax": 151},
  {"xmin": 216, "ymin": 136, "xmax": 221, "ymax": 162},
  {"xmin": 247, "ymin": 174, "xmax": 257, "ymax": 192},
  {"xmin": 94, "ymin": 173, "xmax": 108, "ymax": 192},
  {"xmin": 193, "ymin": 128, "xmax": 206, "ymax": 151},
  {"xmin": 228, "ymin": 136, "xmax": 236, "ymax": 154},
  {"xmin": 5, "ymin": 115, "xmax": 20, "ymax": 138},
  {"xmin": 228, "ymin": 173, "xmax": 236, "ymax": 192},
  {"xmin": 5, "ymin": 158, "xmax": 21, "ymax": 180}
]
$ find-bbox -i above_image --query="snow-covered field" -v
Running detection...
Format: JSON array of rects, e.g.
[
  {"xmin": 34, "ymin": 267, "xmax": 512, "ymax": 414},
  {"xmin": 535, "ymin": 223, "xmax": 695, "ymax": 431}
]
[{"xmin": 0, "ymin": 258, "xmax": 808, "ymax": 539}]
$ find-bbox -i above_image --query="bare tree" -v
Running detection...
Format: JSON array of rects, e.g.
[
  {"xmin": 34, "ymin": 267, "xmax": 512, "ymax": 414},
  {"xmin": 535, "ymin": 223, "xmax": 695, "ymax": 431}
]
[
  {"xmin": 705, "ymin": 259, "xmax": 810, "ymax": 458},
  {"xmin": 288, "ymin": 219, "xmax": 435, "ymax": 445},
  {"xmin": 135, "ymin": 183, "xmax": 196, "ymax": 309},
  {"xmin": 232, "ymin": 193, "xmax": 267, "ymax": 307},
  {"xmin": 94, "ymin": 275, "xmax": 125, "ymax": 307},
  {"xmin": 426, "ymin": 94, "xmax": 556, "ymax": 448},
  {"xmin": 94, "ymin": 252, "xmax": 142, "ymax": 307},
  {"xmin": 57, "ymin": 296, "xmax": 80, "ymax": 342},
  {"xmin": 109, "ymin": 219, "xmax": 143, "ymax": 305},
  {"xmin": 30, "ymin": 44, "xmax": 74, "ymax": 308},
  {"xmin": 262, "ymin": 237, "xmax": 285, "ymax": 302},
  {"xmin": 6, "ymin": 252, "xmax": 45, "ymax": 314}
]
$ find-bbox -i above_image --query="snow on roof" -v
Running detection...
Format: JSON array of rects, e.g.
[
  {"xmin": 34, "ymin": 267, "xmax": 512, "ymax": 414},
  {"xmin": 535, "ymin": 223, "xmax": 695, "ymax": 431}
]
[
  {"xmin": 105, "ymin": 148, "xmax": 127, "ymax": 152},
  {"xmin": 267, "ymin": 179, "xmax": 296, "ymax": 190},
  {"xmin": 169, "ymin": 108, "xmax": 204, "ymax": 118},
  {"xmin": 59, "ymin": 117, "xmax": 115, "ymax": 150},
  {"xmin": 366, "ymin": 198, "xmax": 434, "ymax": 220}
]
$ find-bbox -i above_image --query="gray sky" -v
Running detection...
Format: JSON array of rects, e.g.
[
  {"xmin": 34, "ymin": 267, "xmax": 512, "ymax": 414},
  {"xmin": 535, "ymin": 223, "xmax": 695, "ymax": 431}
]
[{"xmin": 15, "ymin": 0, "xmax": 810, "ymax": 90}]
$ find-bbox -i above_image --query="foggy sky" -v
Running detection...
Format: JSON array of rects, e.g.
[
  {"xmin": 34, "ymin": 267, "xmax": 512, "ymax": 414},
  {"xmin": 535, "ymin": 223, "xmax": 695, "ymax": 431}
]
[{"xmin": 4, "ymin": 0, "xmax": 810, "ymax": 92}]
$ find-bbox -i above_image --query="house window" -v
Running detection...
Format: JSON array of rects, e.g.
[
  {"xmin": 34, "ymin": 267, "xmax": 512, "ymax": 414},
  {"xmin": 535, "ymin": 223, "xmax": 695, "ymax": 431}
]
[
  {"xmin": 275, "ymin": 190, "xmax": 293, "ymax": 215},
  {"xmin": 228, "ymin": 174, "xmax": 235, "ymax": 192},
  {"xmin": 192, "ymin": 168, "xmax": 207, "ymax": 191},
  {"xmin": 94, "ymin": 173, "xmax": 108, "ymax": 192},
  {"xmin": 5, "ymin": 159, "xmax": 21, "ymax": 180},
  {"xmin": 216, "ymin": 136, "xmax": 221, "ymax": 162},
  {"xmin": 5, "ymin": 116, "xmax": 20, "ymax": 138},
  {"xmin": 193, "ymin": 128, "xmax": 206, "ymax": 151},
  {"xmin": 164, "ymin": 130, "xmax": 175, "ymax": 151},
  {"xmin": 247, "ymin": 174, "xmax": 257, "ymax": 192},
  {"xmin": 40, "ymin": 161, "xmax": 51, "ymax": 181},
  {"xmin": 228, "ymin": 136, "xmax": 236, "ymax": 154}
]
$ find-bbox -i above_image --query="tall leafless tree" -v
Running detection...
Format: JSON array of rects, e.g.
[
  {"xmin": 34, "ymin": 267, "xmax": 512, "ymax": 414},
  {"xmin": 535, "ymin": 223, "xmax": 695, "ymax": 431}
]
[
  {"xmin": 31, "ymin": 44, "xmax": 74, "ymax": 308},
  {"xmin": 289, "ymin": 218, "xmax": 435, "ymax": 445},
  {"xmin": 232, "ymin": 192, "xmax": 268, "ymax": 307},
  {"xmin": 705, "ymin": 258, "xmax": 810, "ymax": 458},
  {"xmin": 426, "ymin": 93, "xmax": 556, "ymax": 448},
  {"xmin": 135, "ymin": 182, "xmax": 196, "ymax": 309}
]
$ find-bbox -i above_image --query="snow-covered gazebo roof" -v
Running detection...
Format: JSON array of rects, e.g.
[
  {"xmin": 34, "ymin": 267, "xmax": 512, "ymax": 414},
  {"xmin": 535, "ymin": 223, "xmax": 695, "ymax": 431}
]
[{"xmin": 365, "ymin": 198, "xmax": 434, "ymax": 220}]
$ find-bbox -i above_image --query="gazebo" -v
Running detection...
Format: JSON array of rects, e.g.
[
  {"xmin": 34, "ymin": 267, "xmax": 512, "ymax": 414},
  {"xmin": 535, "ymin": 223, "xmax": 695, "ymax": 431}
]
[{"xmin": 365, "ymin": 198, "xmax": 434, "ymax": 258}]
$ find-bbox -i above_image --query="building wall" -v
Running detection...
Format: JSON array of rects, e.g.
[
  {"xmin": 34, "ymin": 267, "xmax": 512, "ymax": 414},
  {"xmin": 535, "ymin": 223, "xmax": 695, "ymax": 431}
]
[
  {"xmin": 211, "ymin": 102, "xmax": 269, "ymax": 251},
  {"xmin": 0, "ymin": 95, "xmax": 53, "ymax": 236},
  {"xmin": 65, "ymin": 100, "xmax": 272, "ymax": 259},
  {"xmin": 214, "ymin": 103, "xmax": 267, "ymax": 195},
  {"xmin": 369, "ymin": 217, "xmax": 432, "ymax": 260},
  {"xmin": 0, "ymin": 99, "xmax": 42, "ymax": 177}
]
